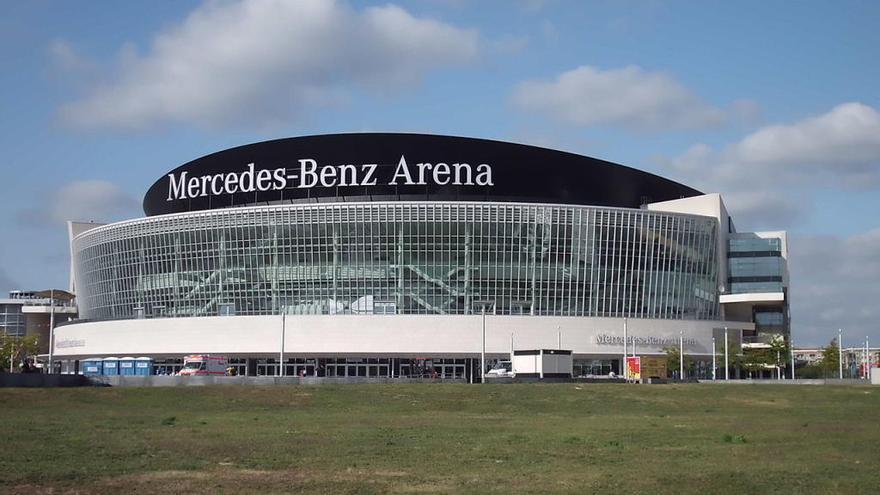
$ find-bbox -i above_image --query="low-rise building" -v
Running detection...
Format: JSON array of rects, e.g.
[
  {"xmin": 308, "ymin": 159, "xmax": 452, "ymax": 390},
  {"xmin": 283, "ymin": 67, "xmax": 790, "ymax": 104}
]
[
  {"xmin": 793, "ymin": 346, "xmax": 879, "ymax": 378},
  {"xmin": 0, "ymin": 290, "xmax": 78, "ymax": 368},
  {"xmin": 793, "ymin": 348, "xmax": 823, "ymax": 366}
]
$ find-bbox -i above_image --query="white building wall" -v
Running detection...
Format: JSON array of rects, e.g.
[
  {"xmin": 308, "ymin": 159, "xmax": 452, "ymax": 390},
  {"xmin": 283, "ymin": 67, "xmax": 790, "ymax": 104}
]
[{"xmin": 53, "ymin": 314, "xmax": 751, "ymax": 359}]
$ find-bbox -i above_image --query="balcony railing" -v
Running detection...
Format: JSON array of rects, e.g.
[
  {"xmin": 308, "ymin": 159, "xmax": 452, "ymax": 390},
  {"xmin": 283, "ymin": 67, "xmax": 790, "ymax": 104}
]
[
  {"xmin": 21, "ymin": 299, "xmax": 78, "ymax": 308},
  {"xmin": 742, "ymin": 334, "xmax": 784, "ymax": 345}
]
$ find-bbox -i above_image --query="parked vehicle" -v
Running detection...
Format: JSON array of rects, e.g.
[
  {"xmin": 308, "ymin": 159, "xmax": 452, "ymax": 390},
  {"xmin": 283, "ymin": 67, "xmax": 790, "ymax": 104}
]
[
  {"xmin": 486, "ymin": 360, "xmax": 514, "ymax": 377},
  {"xmin": 177, "ymin": 355, "xmax": 228, "ymax": 376}
]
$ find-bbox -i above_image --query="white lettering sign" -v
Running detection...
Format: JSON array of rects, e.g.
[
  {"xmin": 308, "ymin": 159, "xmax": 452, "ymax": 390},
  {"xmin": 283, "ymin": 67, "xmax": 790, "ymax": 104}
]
[
  {"xmin": 55, "ymin": 339, "xmax": 86, "ymax": 349},
  {"xmin": 595, "ymin": 333, "xmax": 697, "ymax": 347},
  {"xmin": 166, "ymin": 155, "xmax": 494, "ymax": 201}
]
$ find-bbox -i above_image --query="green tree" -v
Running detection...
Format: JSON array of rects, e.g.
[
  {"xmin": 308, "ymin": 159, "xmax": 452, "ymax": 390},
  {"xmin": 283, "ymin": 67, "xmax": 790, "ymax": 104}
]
[
  {"xmin": 0, "ymin": 333, "xmax": 40, "ymax": 372},
  {"xmin": 769, "ymin": 335, "xmax": 789, "ymax": 362},
  {"xmin": 663, "ymin": 346, "xmax": 694, "ymax": 379},
  {"xmin": 739, "ymin": 335, "xmax": 789, "ymax": 378},
  {"xmin": 820, "ymin": 338, "xmax": 840, "ymax": 378},
  {"xmin": 716, "ymin": 337, "xmax": 745, "ymax": 378},
  {"xmin": 742, "ymin": 347, "xmax": 773, "ymax": 374},
  {"xmin": 769, "ymin": 335, "xmax": 790, "ymax": 377}
]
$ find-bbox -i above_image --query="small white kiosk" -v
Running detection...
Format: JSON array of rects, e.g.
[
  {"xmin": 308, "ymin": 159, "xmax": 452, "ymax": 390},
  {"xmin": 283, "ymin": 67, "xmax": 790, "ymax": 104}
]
[{"xmin": 512, "ymin": 349, "xmax": 573, "ymax": 379}]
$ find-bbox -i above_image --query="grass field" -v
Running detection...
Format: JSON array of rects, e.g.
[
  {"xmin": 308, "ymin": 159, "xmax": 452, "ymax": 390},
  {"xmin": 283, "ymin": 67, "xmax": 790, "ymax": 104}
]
[{"xmin": 0, "ymin": 383, "xmax": 878, "ymax": 494}]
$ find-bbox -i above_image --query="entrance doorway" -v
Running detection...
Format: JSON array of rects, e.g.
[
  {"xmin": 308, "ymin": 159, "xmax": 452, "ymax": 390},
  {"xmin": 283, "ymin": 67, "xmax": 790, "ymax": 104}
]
[{"xmin": 324, "ymin": 358, "xmax": 390, "ymax": 378}]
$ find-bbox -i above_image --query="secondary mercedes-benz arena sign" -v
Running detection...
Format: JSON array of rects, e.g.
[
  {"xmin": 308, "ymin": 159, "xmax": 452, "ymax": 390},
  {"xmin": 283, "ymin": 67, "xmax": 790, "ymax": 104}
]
[{"xmin": 144, "ymin": 133, "xmax": 701, "ymax": 216}]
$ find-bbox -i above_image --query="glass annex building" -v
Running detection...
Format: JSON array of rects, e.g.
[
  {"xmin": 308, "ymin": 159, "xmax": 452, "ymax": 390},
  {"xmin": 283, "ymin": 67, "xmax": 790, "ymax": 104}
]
[{"xmin": 56, "ymin": 134, "xmax": 789, "ymax": 379}]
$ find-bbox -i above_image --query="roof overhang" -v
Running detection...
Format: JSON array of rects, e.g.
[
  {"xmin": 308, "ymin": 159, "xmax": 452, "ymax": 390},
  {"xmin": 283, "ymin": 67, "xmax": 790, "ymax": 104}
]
[{"xmin": 21, "ymin": 306, "xmax": 78, "ymax": 314}]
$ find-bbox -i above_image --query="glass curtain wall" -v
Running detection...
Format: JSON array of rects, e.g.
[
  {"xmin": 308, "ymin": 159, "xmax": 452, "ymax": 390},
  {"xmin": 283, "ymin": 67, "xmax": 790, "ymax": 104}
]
[
  {"xmin": 0, "ymin": 303, "xmax": 26, "ymax": 336},
  {"xmin": 73, "ymin": 202, "xmax": 719, "ymax": 321},
  {"xmin": 727, "ymin": 236, "xmax": 784, "ymax": 294},
  {"xmin": 727, "ymin": 235, "xmax": 789, "ymax": 343}
]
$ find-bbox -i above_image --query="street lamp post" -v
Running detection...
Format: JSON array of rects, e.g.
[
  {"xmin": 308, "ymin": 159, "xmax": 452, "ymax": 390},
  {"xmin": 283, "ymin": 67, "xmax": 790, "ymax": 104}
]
[
  {"xmin": 622, "ymin": 317, "xmax": 628, "ymax": 381},
  {"xmin": 712, "ymin": 336, "xmax": 716, "ymax": 380},
  {"xmin": 724, "ymin": 327, "xmax": 729, "ymax": 381},
  {"xmin": 679, "ymin": 330, "xmax": 684, "ymax": 381},
  {"xmin": 838, "ymin": 328, "xmax": 843, "ymax": 380},
  {"xmin": 776, "ymin": 350, "xmax": 781, "ymax": 380},
  {"xmin": 8, "ymin": 330, "xmax": 14, "ymax": 373},
  {"xmin": 481, "ymin": 308, "xmax": 486, "ymax": 384},
  {"xmin": 47, "ymin": 289, "xmax": 55, "ymax": 374},
  {"xmin": 279, "ymin": 311, "xmax": 286, "ymax": 377}
]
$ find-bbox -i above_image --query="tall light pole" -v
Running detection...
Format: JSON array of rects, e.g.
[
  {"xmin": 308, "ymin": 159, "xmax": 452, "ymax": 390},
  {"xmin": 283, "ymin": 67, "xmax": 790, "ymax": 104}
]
[
  {"xmin": 724, "ymin": 327, "xmax": 729, "ymax": 380},
  {"xmin": 622, "ymin": 317, "xmax": 628, "ymax": 380},
  {"xmin": 480, "ymin": 308, "xmax": 486, "ymax": 384},
  {"xmin": 510, "ymin": 333, "xmax": 514, "ymax": 362},
  {"xmin": 8, "ymin": 330, "xmax": 15, "ymax": 373},
  {"xmin": 679, "ymin": 330, "xmax": 684, "ymax": 381},
  {"xmin": 776, "ymin": 350, "xmax": 781, "ymax": 380},
  {"xmin": 47, "ymin": 289, "xmax": 56, "ymax": 374},
  {"xmin": 791, "ymin": 335, "xmax": 796, "ymax": 380},
  {"xmin": 279, "ymin": 311, "xmax": 286, "ymax": 377},
  {"xmin": 712, "ymin": 336, "xmax": 717, "ymax": 380},
  {"xmin": 865, "ymin": 337, "xmax": 870, "ymax": 380},
  {"xmin": 838, "ymin": 328, "xmax": 843, "ymax": 380}
]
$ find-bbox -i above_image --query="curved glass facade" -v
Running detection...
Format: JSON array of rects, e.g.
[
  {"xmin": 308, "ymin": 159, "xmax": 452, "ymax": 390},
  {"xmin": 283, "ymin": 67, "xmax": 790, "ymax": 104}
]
[{"xmin": 73, "ymin": 202, "xmax": 719, "ymax": 321}]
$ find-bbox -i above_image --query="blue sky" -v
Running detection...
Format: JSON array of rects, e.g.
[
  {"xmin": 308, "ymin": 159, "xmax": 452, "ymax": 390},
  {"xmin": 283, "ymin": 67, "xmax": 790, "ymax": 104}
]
[{"xmin": 1, "ymin": 0, "xmax": 878, "ymax": 346}]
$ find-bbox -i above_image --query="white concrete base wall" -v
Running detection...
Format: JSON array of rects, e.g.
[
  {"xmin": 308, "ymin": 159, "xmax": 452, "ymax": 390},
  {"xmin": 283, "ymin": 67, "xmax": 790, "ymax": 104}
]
[{"xmin": 54, "ymin": 315, "xmax": 746, "ymax": 359}]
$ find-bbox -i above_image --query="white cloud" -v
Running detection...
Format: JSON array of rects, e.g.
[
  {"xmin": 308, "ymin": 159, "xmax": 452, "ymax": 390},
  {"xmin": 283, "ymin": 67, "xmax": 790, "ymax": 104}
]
[
  {"xmin": 734, "ymin": 102, "xmax": 880, "ymax": 172},
  {"xmin": 672, "ymin": 102, "xmax": 880, "ymax": 186},
  {"xmin": 18, "ymin": 180, "xmax": 139, "ymax": 226},
  {"xmin": 729, "ymin": 98, "xmax": 762, "ymax": 126},
  {"xmin": 510, "ymin": 65, "xmax": 742, "ymax": 130},
  {"xmin": 58, "ymin": 0, "xmax": 479, "ymax": 129},
  {"xmin": 791, "ymin": 228, "xmax": 880, "ymax": 346},
  {"xmin": 720, "ymin": 190, "xmax": 802, "ymax": 228},
  {"xmin": 48, "ymin": 39, "xmax": 93, "ymax": 73},
  {"xmin": 665, "ymin": 102, "xmax": 880, "ymax": 228}
]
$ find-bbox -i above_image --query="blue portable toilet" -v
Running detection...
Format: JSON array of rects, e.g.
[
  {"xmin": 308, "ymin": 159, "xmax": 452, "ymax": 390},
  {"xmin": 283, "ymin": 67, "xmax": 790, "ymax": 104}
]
[
  {"xmin": 102, "ymin": 357, "xmax": 119, "ymax": 376},
  {"xmin": 119, "ymin": 356, "xmax": 136, "ymax": 376},
  {"xmin": 82, "ymin": 358, "xmax": 103, "ymax": 376},
  {"xmin": 135, "ymin": 357, "xmax": 153, "ymax": 376}
]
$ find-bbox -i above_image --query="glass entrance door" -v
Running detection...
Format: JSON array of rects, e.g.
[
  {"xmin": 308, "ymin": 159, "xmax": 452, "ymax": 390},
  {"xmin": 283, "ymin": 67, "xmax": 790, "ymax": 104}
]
[
  {"xmin": 434, "ymin": 361, "xmax": 466, "ymax": 379},
  {"xmin": 325, "ymin": 358, "xmax": 389, "ymax": 377}
]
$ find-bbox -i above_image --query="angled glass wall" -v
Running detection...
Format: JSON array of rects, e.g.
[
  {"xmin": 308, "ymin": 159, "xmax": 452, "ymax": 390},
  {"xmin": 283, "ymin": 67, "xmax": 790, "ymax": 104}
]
[
  {"xmin": 727, "ymin": 236, "xmax": 784, "ymax": 294},
  {"xmin": 73, "ymin": 202, "xmax": 719, "ymax": 321}
]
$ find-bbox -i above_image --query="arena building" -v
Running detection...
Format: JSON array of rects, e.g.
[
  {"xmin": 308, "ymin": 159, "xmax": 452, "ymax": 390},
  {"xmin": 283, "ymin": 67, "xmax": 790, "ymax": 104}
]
[{"xmin": 53, "ymin": 134, "xmax": 789, "ymax": 379}]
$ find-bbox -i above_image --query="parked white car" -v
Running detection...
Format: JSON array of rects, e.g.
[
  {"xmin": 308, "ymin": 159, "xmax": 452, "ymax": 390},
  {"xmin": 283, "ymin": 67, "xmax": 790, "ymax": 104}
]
[{"xmin": 486, "ymin": 360, "xmax": 514, "ymax": 377}]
